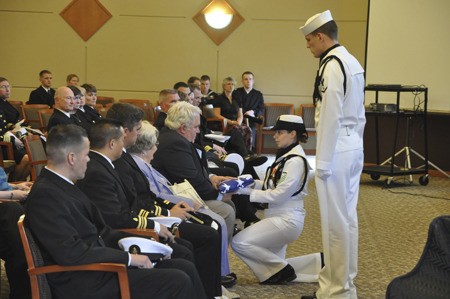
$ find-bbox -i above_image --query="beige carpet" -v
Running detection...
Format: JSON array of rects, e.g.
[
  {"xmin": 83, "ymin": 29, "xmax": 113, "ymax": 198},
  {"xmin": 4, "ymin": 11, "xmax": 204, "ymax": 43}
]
[
  {"xmin": 2, "ymin": 173, "xmax": 449, "ymax": 299},
  {"xmin": 227, "ymin": 173, "xmax": 450, "ymax": 299}
]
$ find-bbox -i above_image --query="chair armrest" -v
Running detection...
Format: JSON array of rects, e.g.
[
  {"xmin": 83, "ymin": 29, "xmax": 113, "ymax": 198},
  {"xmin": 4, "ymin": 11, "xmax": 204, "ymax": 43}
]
[
  {"xmin": 0, "ymin": 141, "xmax": 14, "ymax": 160},
  {"xmin": 28, "ymin": 262, "xmax": 127, "ymax": 276},
  {"xmin": 29, "ymin": 263, "xmax": 130, "ymax": 299}
]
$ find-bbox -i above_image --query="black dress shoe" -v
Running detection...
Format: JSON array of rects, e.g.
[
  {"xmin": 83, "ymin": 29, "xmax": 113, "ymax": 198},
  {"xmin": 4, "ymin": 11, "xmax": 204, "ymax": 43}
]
[
  {"xmin": 244, "ymin": 154, "xmax": 268, "ymax": 167},
  {"xmin": 300, "ymin": 293, "xmax": 317, "ymax": 299},
  {"xmin": 221, "ymin": 274, "xmax": 237, "ymax": 288},
  {"xmin": 260, "ymin": 264, "xmax": 297, "ymax": 285},
  {"xmin": 233, "ymin": 224, "xmax": 241, "ymax": 236}
]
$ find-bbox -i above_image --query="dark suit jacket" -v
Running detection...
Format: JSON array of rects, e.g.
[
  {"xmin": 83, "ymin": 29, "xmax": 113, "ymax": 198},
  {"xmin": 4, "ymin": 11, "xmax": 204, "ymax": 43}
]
[
  {"xmin": 154, "ymin": 112, "xmax": 167, "ymax": 131},
  {"xmin": 28, "ymin": 86, "xmax": 55, "ymax": 107},
  {"xmin": 83, "ymin": 105, "xmax": 101, "ymax": 123},
  {"xmin": 25, "ymin": 168, "xmax": 130, "ymax": 298},
  {"xmin": 232, "ymin": 87, "xmax": 264, "ymax": 127},
  {"xmin": 114, "ymin": 151, "xmax": 173, "ymax": 216},
  {"xmin": 75, "ymin": 109, "xmax": 94, "ymax": 132},
  {"xmin": 0, "ymin": 99, "xmax": 21, "ymax": 139},
  {"xmin": 46, "ymin": 109, "xmax": 77, "ymax": 132},
  {"xmin": 76, "ymin": 151, "xmax": 156, "ymax": 229},
  {"xmin": 152, "ymin": 127, "xmax": 219, "ymax": 201}
]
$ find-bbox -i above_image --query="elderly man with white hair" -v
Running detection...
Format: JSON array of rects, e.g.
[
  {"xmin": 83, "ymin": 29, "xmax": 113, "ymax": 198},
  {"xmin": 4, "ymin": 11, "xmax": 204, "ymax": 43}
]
[{"xmin": 152, "ymin": 102, "xmax": 236, "ymax": 246}]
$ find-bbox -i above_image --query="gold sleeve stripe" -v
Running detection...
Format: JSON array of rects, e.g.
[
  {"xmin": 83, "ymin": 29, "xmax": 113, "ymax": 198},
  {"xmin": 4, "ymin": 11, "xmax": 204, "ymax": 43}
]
[
  {"xmin": 155, "ymin": 205, "xmax": 161, "ymax": 216},
  {"xmin": 139, "ymin": 209, "xmax": 150, "ymax": 218},
  {"xmin": 136, "ymin": 215, "xmax": 147, "ymax": 229}
]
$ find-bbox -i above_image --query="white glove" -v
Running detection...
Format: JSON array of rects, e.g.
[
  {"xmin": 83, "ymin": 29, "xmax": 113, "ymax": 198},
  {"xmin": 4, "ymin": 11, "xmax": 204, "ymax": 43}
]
[
  {"xmin": 236, "ymin": 187, "xmax": 252, "ymax": 195},
  {"xmin": 317, "ymin": 169, "xmax": 332, "ymax": 180}
]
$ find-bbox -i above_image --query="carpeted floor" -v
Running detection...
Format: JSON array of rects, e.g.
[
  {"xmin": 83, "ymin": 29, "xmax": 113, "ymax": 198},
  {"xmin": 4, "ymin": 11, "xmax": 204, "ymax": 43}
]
[
  {"xmin": 226, "ymin": 156, "xmax": 450, "ymax": 299},
  {"xmin": 2, "ymin": 157, "xmax": 449, "ymax": 298}
]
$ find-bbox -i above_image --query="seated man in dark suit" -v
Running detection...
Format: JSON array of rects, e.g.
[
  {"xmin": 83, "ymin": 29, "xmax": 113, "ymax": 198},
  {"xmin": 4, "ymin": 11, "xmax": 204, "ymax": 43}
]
[
  {"xmin": 152, "ymin": 101, "xmax": 236, "ymax": 243},
  {"xmin": 0, "ymin": 77, "xmax": 31, "ymax": 180},
  {"xmin": 105, "ymin": 104, "xmax": 224, "ymax": 297},
  {"xmin": 27, "ymin": 70, "xmax": 55, "ymax": 107},
  {"xmin": 79, "ymin": 116, "xmax": 222, "ymax": 298},
  {"xmin": 46, "ymin": 86, "xmax": 77, "ymax": 132},
  {"xmin": 26, "ymin": 124, "xmax": 206, "ymax": 299},
  {"xmin": 0, "ymin": 201, "xmax": 31, "ymax": 299},
  {"xmin": 154, "ymin": 89, "xmax": 179, "ymax": 131}
]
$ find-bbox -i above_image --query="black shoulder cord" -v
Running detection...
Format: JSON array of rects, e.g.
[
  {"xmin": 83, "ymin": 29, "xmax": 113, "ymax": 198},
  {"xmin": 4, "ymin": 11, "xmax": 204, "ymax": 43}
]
[
  {"xmin": 263, "ymin": 154, "xmax": 309, "ymax": 197},
  {"xmin": 313, "ymin": 55, "xmax": 347, "ymax": 105}
]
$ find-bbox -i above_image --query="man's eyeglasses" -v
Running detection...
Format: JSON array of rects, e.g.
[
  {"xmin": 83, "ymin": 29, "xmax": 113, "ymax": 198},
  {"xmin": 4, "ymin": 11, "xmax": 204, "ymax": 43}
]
[{"xmin": 0, "ymin": 85, "xmax": 11, "ymax": 90}]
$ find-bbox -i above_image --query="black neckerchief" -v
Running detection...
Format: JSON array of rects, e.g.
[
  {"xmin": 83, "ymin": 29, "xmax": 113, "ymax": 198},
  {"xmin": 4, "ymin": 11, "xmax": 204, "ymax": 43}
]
[
  {"xmin": 275, "ymin": 142, "xmax": 298, "ymax": 160},
  {"xmin": 313, "ymin": 44, "xmax": 344, "ymax": 105},
  {"xmin": 319, "ymin": 44, "xmax": 340, "ymax": 61}
]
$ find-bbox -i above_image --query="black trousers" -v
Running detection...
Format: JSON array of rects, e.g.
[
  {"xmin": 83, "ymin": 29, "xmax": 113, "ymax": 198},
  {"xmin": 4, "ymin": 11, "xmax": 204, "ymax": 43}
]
[
  {"xmin": 0, "ymin": 201, "xmax": 31, "ymax": 299},
  {"xmin": 48, "ymin": 258, "xmax": 205, "ymax": 299},
  {"xmin": 178, "ymin": 221, "xmax": 222, "ymax": 298}
]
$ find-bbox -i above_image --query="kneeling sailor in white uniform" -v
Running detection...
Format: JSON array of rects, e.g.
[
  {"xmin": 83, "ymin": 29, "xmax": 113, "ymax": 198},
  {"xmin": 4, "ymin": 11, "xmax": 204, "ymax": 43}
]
[{"xmin": 231, "ymin": 115, "xmax": 322, "ymax": 284}]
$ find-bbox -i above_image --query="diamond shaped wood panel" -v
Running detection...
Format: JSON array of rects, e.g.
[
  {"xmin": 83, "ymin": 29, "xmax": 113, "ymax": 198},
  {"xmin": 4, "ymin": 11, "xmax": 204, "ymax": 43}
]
[
  {"xmin": 60, "ymin": 0, "xmax": 112, "ymax": 41},
  {"xmin": 193, "ymin": 0, "xmax": 245, "ymax": 46}
]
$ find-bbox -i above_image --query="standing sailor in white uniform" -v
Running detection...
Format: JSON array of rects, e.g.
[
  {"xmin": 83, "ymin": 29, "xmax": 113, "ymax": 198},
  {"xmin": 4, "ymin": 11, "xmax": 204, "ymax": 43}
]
[
  {"xmin": 232, "ymin": 115, "xmax": 322, "ymax": 285},
  {"xmin": 300, "ymin": 10, "xmax": 366, "ymax": 299}
]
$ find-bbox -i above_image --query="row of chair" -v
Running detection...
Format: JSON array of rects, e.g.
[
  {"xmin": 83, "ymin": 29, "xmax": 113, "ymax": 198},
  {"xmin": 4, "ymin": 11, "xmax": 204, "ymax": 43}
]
[{"xmin": 204, "ymin": 103, "xmax": 316, "ymax": 155}]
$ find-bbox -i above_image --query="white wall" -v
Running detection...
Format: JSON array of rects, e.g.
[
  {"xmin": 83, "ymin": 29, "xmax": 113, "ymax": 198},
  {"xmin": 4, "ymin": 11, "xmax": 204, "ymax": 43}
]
[
  {"xmin": 366, "ymin": 0, "xmax": 450, "ymax": 111},
  {"xmin": 0, "ymin": 0, "xmax": 368, "ymax": 112}
]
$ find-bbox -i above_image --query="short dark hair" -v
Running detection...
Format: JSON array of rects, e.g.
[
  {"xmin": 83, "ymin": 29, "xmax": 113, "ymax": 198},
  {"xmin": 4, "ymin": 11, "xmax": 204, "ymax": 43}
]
[
  {"xmin": 39, "ymin": 70, "xmax": 52, "ymax": 77},
  {"xmin": 89, "ymin": 119, "xmax": 123, "ymax": 149},
  {"xmin": 106, "ymin": 102, "xmax": 144, "ymax": 131},
  {"xmin": 81, "ymin": 83, "xmax": 97, "ymax": 93},
  {"xmin": 66, "ymin": 74, "xmax": 79, "ymax": 82},
  {"xmin": 173, "ymin": 81, "xmax": 189, "ymax": 90},
  {"xmin": 0, "ymin": 77, "xmax": 8, "ymax": 83},
  {"xmin": 46, "ymin": 124, "xmax": 87, "ymax": 165},
  {"xmin": 187, "ymin": 76, "xmax": 200, "ymax": 84},
  {"xmin": 189, "ymin": 84, "xmax": 200, "ymax": 92},
  {"xmin": 312, "ymin": 20, "xmax": 338, "ymax": 40},
  {"xmin": 241, "ymin": 71, "xmax": 254, "ymax": 78},
  {"xmin": 67, "ymin": 85, "xmax": 81, "ymax": 97},
  {"xmin": 200, "ymin": 75, "xmax": 211, "ymax": 81}
]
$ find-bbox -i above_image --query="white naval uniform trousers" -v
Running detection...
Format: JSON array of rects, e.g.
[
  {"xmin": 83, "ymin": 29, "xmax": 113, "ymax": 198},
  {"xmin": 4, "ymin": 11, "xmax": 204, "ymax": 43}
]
[
  {"xmin": 232, "ymin": 145, "xmax": 322, "ymax": 282},
  {"xmin": 314, "ymin": 45, "xmax": 366, "ymax": 299}
]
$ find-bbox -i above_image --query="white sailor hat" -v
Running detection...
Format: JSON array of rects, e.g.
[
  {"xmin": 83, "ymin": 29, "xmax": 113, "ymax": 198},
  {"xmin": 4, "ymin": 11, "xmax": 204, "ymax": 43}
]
[
  {"xmin": 223, "ymin": 153, "xmax": 244, "ymax": 175},
  {"xmin": 149, "ymin": 217, "xmax": 182, "ymax": 229},
  {"xmin": 118, "ymin": 237, "xmax": 173, "ymax": 257},
  {"xmin": 300, "ymin": 10, "xmax": 333, "ymax": 36}
]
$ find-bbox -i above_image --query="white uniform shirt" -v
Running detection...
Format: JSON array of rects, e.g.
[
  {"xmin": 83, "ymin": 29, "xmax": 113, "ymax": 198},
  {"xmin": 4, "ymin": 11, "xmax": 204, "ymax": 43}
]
[
  {"xmin": 315, "ymin": 46, "xmax": 366, "ymax": 172},
  {"xmin": 250, "ymin": 144, "xmax": 311, "ymax": 211}
]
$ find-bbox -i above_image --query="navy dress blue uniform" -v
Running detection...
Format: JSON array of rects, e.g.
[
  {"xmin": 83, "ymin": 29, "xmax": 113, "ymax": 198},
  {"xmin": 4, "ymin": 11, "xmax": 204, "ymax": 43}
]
[
  {"xmin": 0, "ymin": 99, "xmax": 27, "ymax": 163},
  {"xmin": 28, "ymin": 86, "xmax": 55, "ymax": 107},
  {"xmin": 115, "ymin": 150, "xmax": 223, "ymax": 298},
  {"xmin": 46, "ymin": 109, "xmax": 77, "ymax": 132},
  {"xmin": 26, "ymin": 168, "xmax": 205, "ymax": 299},
  {"xmin": 83, "ymin": 105, "xmax": 102, "ymax": 123},
  {"xmin": 76, "ymin": 151, "xmax": 195, "ymax": 260}
]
